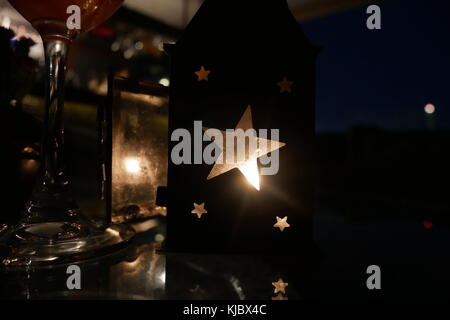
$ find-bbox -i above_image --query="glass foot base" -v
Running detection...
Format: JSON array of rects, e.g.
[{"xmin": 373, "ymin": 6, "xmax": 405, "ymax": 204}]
[{"xmin": 0, "ymin": 220, "xmax": 135, "ymax": 267}]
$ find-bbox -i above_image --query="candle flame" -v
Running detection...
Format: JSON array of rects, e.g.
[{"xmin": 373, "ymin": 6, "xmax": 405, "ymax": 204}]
[
  {"xmin": 239, "ymin": 160, "xmax": 260, "ymax": 191},
  {"xmin": 124, "ymin": 157, "xmax": 141, "ymax": 174}
]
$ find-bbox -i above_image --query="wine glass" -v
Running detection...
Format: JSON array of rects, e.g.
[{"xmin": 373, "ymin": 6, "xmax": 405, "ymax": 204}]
[{"xmin": 1, "ymin": 0, "xmax": 134, "ymax": 266}]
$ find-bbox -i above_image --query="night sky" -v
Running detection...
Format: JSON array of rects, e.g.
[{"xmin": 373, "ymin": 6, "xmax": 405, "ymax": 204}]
[{"xmin": 302, "ymin": 0, "xmax": 450, "ymax": 132}]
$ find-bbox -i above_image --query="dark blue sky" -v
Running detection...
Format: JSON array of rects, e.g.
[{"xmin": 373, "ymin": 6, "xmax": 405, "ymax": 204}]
[{"xmin": 302, "ymin": 0, "xmax": 450, "ymax": 132}]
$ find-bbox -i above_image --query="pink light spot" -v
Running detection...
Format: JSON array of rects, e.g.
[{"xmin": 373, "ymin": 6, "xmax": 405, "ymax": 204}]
[
  {"xmin": 424, "ymin": 103, "xmax": 435, "ymax": 114},
  {"xmin": 423, "ymin": 221, "xmax": 433, "ymax": 229}
]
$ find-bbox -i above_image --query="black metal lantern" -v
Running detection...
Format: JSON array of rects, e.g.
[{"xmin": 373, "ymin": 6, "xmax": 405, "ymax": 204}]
[
  {"xmin": 165, "ymin": 0, "xmax": 318, "ymax": 254},
  {"xmin": 101, "ymin": 76, "xmax": 169, "ymax": 224}
]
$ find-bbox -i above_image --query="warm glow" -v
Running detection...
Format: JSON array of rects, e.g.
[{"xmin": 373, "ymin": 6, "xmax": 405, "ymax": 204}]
[
  {"xmin": 239, "ymin": 160, "xmax": 260, "ymax": 191},
  {"xmin": 121, "ymin": 91, "xmax": 166, "ymax": 107},
  {"xmin": 1, "ymin": 16, "xmax": 11, "ymax": 29},
  {"xmin": 134, "ymin": 41, "xmax": 144, "ymax": 50},
  {"xmin": 425, "ymin": 103, "xmax": 435, "ymax": 114},
  {"xmin": 124, "ymin": 158, "xmax": 141, "ymax": 174},
  {"xmin": 204, "ymin": 105, "xmax": 285, "ymax": 191},
  {"xmin": 159, "ymin": 270, "xmax": 166, "ymax": 283},
  {"xmin": 159, "ymin": 77, "xmax": 170, "ymax": 86}
]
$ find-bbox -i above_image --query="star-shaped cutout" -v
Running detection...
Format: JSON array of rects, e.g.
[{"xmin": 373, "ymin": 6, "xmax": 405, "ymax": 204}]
[
  {"xmin": 204, "ymin": 105, "xmax": 286, "ymax": 190},
  {"xmin": 272, "ymin": 278, "xmax": 289, "ymax": 294},
  {"xmin": 191, "ymin": 202, "xmax": 207, "ymax": 218},
  {"xmin": 195, "ymin": 66, "xmax": 211, "ymax": 81},
  {"xmin": 273, "ymin": 216, "xmax": 290, "ymax": 232},
  {"xmin": 272, "ymin": 293, "xmax": 288, "ymax": 301},
  {"xmin": 189, "ymin": 284, "xmax": 206, "ymax": 298},
  {"xmin": 277, "ymin": 77, "xmax": 293, "ymax": 93}
]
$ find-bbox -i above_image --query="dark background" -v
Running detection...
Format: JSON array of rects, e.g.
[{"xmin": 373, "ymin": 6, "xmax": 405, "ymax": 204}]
[{"xmin": 0, "ymin": 0, "xmax": 449, "ymax": 299}]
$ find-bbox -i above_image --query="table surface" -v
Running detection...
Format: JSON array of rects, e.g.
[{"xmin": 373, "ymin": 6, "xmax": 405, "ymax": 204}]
[{"xmin": 1, "ymin": 214, "xmax": 450, "ymax": 300}]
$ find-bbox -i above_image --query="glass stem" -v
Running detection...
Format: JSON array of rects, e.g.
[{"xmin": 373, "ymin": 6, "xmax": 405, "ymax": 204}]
[
  {"xmin": 41, "ymin": 39, "xmax": 69, "ymax": 192},
  {"xmin": 23, "ymin": 39, "xmax": 79, "ymax": 223}
]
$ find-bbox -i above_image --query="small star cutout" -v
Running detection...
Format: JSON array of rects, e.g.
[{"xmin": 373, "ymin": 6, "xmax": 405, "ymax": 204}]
[
  {"xmin": 189, "ymin": 284, "xmax": 206, "ymax": 298},
  {"xmin": 191, "ymin": 202, "xmax": 207, "ymax": 218},
  {"xmin": 272, "ymin": 293, "xmax": 288, "ymax": 301},
  {"xmin": 277, "ymin": 77, "xmax": 293, "ymax": 93},
  {"xmin": 273, "ymin": 216, "xmax": 290, "ymax": 232},
  {"xmin": 272, "ymin": 278, "xmax": 289, "ymax": 294},
  {"xmin": 195, "ymin": 66, "xmax": 211, "ymax": 81}
]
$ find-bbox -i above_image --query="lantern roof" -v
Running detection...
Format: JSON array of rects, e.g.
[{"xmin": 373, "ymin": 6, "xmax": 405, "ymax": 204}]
[{"xmin": 175, "ymin": 0, "xmax": 316, "ymax": 55}]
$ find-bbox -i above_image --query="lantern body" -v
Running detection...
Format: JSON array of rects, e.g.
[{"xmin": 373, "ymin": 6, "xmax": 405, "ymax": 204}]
[
  {"xmin": 102, "ymin": 77, "xmax": 169, "ymax": 224},
  {"xmin": 166, "ymin": 0, "xmax": 317, "ymax": 254}
]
